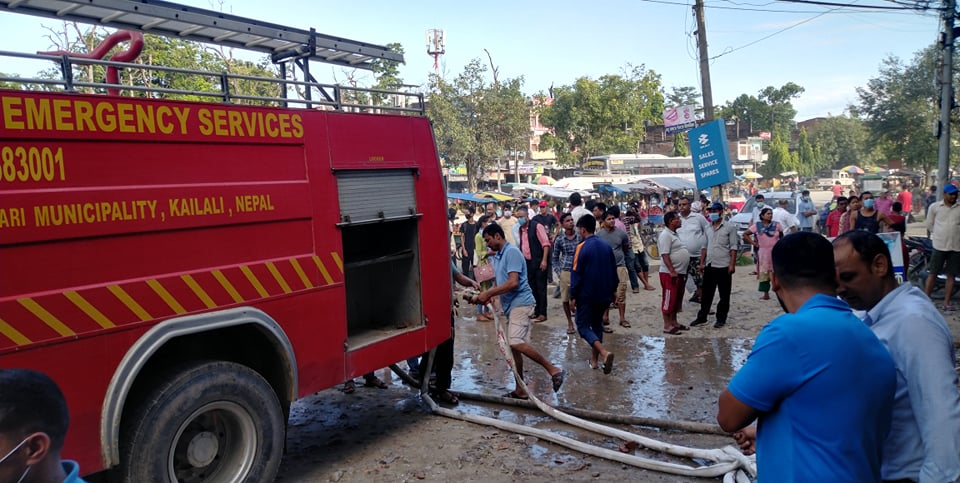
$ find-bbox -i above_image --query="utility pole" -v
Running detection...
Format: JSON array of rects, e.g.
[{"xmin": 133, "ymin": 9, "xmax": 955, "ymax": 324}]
[
  {"xmin": 694, "ymin": 0, "xmax": 722, "ymax": 200},
  {"xmin": 937, "ymin": 0, "xmax": 957, "ymax": 201},
  {"xmin": 694, "ymin": 0, "xmax": 714, "ymax": 122}
]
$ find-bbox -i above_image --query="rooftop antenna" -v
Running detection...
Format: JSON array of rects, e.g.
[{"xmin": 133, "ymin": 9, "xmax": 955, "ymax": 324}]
[{"xmin": 426, "ymin": 29, "xmax": 445, "ymax": 76}]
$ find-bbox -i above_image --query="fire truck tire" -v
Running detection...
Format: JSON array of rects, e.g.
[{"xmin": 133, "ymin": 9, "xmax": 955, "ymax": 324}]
[{"xmin": 120, "ymin": 360, "xmax": 285, "ymax": 483}]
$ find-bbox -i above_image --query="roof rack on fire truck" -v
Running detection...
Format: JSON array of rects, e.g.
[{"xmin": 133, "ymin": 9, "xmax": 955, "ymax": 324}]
[{"xmin": 0, "ymin": 0, "xmax": 422, "ymax": 113}]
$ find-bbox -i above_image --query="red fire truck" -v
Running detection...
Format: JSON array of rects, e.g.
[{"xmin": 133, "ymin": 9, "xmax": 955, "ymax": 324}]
[{"xmin": 0, "ymin": 1, "xmax": 451, "ymax": 481}]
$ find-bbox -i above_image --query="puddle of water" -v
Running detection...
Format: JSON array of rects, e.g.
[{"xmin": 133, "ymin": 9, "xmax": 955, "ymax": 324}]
[{"xmin": 452, "ymin": 317, "xmax": 755, "ymax": 424}]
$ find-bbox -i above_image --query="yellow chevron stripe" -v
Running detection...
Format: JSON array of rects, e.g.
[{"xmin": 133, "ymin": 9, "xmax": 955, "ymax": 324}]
[
  {"xmin": 146, "ymin": 279, "xmax": 186, "ymax": 314},
  {"xmin": 290, "ymin": 258, "xmax": 313, "ymax": 289},
  {"xmin": 0, "ymin": 318, "xmax": 31, "ymax": 345},
  {"xmin": 17, "ymin": 298, "xmax": 74, "ymax": 337},
  {"xmin": 181, "ymin": 274, "xmax": 216, "ymax": 309},
  {"xmin": 108, "ymin": 285, "xmax": 152, "ymax": 321},
  {"xmin": 212, "ymin": 270, "xmax": 244, "ymax": 303},
  {"xmin": 331, "ymin": 252, "xmax": 343, "ymax": 273},
  {"xmin": 265, "ymin": 262, "xmax": 292, "ymax": 294},
  {"xmin": 240, "ymin": 265, "xmax": 269, "ymax": 298},
  {"xmin": 313, "ymin": 256, "xmax": 334, "ymax": 285},
  {"xmin": 64, "ymin": 291, "xmax": 115, "ymax": 328}
]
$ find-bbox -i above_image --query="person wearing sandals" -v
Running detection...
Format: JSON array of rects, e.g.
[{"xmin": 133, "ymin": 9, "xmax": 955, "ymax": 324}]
[
  {"xmin": 570, "ymin": 215, "xmax": 619, "ymax": 374},
  {"xmin": 552, "ymin": 213, "xmax": 581, "ymax": 335},
  {"xmin": 596, "ymin": 209, "xmax": 632, "ymax": 329},
  {"xmin": 924, "ymin": 184, "xmax": 960, "ymax": 311},
  {"xmin": 472, "ymin": 223, "xmax": 565, "ymax": 400},
  {"xmin": 743, "ymin": 208, "xmax": 782, "ymax": 301},
  {"xmin": 342, "ymin": 372, "xmax": 387, "ymax": 394},
  {"xmin": 658, "ymin": 211, "xmax": 690, "ymax": 335}
]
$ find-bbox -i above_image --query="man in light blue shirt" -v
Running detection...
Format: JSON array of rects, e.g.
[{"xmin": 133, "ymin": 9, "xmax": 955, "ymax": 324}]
[
  {"xmin": 797, "ymin": 190, "xmax": 817, "ymax": 232},
  {"xmin": 474, "ymin": 223, "xmax": 564, "ymax": 399},
  {"xmin": 834, "ymin": 231, "xmax": 960, "ymax": 483}
]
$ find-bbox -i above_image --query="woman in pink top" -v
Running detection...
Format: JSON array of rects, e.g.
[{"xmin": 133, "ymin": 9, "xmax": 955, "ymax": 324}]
[{"xmin": 742, "ymin": 208, "xmax": 782, "ymax": 300}]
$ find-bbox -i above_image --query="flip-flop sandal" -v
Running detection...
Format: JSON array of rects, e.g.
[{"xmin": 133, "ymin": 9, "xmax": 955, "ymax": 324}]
[
  {"xmin": 619, "ymin": 320, "xmax": 631, "ymax": 328},
  {"xmin": 676, "ymin": 324, "xmax": 690, "ymax": 331},
  {"xmin": 551, "ymin": 369, "xmax": 565, "ymax": 392},
  {"xmin": 502, "ymin": 390, "xmax": 529, "ymax": 400},
  {"xmin": 602, "ymin": 352, "xmax": 615, "ymax": 375},
  {"xmin": 663, "ymin": 326, "xmax": 683, "ymax": 335},
  {"xmin": 566, "ymin": 328, "xmax": 576, "ymax": 334},
  {"xmin": 342, "ymin": 380, "xmax": 356, "ymax": 394},
  {"xmin": 602, "ymin": 327, "xmax": 614, "ymax": 333},
  {"xmin": 588, "ymin": 359, "xmax": 599, "ymax": 370}
]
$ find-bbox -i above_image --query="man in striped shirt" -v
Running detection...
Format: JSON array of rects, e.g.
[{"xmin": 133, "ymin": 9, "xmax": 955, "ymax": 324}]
[{"xmin": 552, "ymin": 213, "xmax": 581, "ymax": 334}]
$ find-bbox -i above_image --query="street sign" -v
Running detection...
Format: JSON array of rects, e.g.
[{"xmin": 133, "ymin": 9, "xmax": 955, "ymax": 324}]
[{"xmin": 688, "ymin": 119, "xmax": 735, "ymax": 190}]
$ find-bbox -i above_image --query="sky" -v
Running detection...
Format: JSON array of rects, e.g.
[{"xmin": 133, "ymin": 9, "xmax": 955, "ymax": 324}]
[{"xmin": 0, "ymin": 0, "xmax": 941, "ymax": 121}]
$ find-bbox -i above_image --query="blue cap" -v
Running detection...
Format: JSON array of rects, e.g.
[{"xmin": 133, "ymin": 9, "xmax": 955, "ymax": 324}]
[
  {"xmin": 708, "ymin": 202, "xmax": 724, "ymax": 211},
  {"xmin": 945, "ymin": 184, "xmax": 958, "ymax": 194}
]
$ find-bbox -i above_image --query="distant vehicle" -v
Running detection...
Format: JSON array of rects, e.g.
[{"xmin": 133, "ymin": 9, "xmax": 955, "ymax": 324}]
[
  {"xmin": 730, "ymin": 191, "xmax": 803, "ymax": 246},
  {"xmin": 815, "ymin": 170, "xmax": 855, "ymax": 190}
]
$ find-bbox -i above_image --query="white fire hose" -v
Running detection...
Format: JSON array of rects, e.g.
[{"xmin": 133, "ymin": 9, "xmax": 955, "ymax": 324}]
[{"xmin": 392, "ymin": 290, "xmax": 757, "ymax": 480}]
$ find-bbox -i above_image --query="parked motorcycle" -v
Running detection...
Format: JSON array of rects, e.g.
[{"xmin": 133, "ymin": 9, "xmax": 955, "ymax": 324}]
[{"xmin": 904, "ymin": 236, "xmax": 959, "ymax": 296}]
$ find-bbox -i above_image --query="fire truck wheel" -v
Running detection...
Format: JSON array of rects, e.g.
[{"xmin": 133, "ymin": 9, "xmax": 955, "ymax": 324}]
[{"xmin": 120, "ymin": 360, "xmax": 285, "ymax": 483}]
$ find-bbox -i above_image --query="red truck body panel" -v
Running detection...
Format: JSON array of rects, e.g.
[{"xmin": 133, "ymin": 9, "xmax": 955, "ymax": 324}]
[{"xmin": 0, "ymin": 89, "xmax": 450, "ymax": 473}]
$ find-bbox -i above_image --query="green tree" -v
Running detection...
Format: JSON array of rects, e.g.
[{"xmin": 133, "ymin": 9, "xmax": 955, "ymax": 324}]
[
  {"xmin": 808, "ymin": 116, "xmax": 870, "ymax": 170},
  {"xmin": 796, "ymin": 128, "xmax": 817, "ymax": 175},
  {"xmin": 851, "ymin": 46, "xmax": 957, "ymax": 172},
  {"xmin": 673, "ymin": 132, "xmax": 689, "ymax": 157},
  {"xmin": 762, "ymin": 134, "xmax": 791, "ymax": 178},
  {"xmin": 665, "ymin": 85, "xmax": 701, "ymax": 111},
  {"xmin": 539, "ymin": 65, "xmax": 664, "ymax": 166},
  {"xmin": 716, "ymin": 83, "xmax": 804, "ymax": 139},
  {"xmin": 426, "ymin": 59, "xmax": 527, "ymax": 191}
]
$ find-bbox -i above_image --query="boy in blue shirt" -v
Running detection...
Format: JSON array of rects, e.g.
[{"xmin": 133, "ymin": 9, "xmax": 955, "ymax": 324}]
[{"xmin": 717, "ymin": 232, "xmax": 896, "ymax": 483}]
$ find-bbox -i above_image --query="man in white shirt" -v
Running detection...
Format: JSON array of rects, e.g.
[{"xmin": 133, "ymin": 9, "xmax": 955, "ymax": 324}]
[
  {"xmin": 772, "ymin": 198, "xmax": 799, "ymax": 234},
  {"xmin": 677, "ymin": 197, "xmax": 710, "ymax": 304}
]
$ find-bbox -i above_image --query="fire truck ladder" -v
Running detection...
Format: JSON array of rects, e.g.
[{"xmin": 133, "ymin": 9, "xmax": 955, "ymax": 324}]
[{"xmin": 0, "ymin": 0, "xmax": 420, "ymax": 112}]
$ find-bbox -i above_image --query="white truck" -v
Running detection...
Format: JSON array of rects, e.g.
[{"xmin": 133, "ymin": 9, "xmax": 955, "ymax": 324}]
[{"xmin": 815, "ymin": 170, "xmax": 854, "ymax": 190}]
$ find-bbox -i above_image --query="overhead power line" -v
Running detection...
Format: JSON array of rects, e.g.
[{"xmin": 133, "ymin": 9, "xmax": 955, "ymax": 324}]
[
  {"xmin": 775, "ymin": 0, "xmax": 940, "ymax": 10},
  {"xmin": 637, "ymin": 0, "xmax": 936, "ymax": 14}
]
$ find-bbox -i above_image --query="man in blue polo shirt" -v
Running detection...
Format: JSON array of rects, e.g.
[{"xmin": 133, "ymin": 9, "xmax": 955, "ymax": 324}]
[
  {"xmin": 717, "ymin": 232, "xmax": 896, "ymax": 483},
  {"xmin": 474, "ymin": 223, "xmax": 564, "ymax": 400}
]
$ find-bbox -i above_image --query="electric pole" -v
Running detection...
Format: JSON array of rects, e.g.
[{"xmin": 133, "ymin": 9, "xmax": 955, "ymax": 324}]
[
  {"xmin": 694, "ymin": 0, "xmax": 715, "ymax": 122},
  {"xmin": 936, "ymin": 0, "xmax": 957, "ymax": 201},
  {"xmin": 694, "ymin": 0, "xmax": 721, "ymax": 200}
]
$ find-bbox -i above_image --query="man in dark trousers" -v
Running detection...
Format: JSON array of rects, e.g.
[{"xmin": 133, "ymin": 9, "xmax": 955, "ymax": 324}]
[
  {"xmin": 570, "ymin": 215, "xmax": 619, "ymax": 374},
  {"xmin": 458, "ymin": 207, "xmax": 478, "ymax": 278},
  {"xmin": 690, "ymin": 202, "xmax": 738, "ymax": 328},
  {"xmin": 515, "ymin": 206, "xmax": 551, "ymax": 322}
]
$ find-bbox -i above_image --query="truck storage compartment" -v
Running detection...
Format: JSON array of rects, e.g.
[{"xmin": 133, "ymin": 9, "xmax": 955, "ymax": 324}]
[{"xmin": 336, "ymin": 169, "xmax": 423, "ymax": 349}]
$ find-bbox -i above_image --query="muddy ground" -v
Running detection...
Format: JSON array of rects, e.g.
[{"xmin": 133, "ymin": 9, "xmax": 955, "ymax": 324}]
[{"xmin": 276, "ymin": 224, "xmax": 960, "ymax": 482}]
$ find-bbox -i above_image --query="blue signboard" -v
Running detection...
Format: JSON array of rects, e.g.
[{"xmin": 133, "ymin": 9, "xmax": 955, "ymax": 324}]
[{"xmin": 688, "ymin": 119, "xmax": 734, "ymax": 190}]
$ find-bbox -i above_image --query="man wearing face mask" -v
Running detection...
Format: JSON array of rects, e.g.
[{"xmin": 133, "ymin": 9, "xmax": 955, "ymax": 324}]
[
  {"xmin": 797, "ymin": 190, "xmax": 818, "ymax": 232},
  {"xmin": 515, "ymin": 206, "xmax": 551, "ymax": 322},
  {"xmin": 717, "ymin": 232, "xmax": 896, "ymax": 482},
  {"xmin": 850, "ymin": 191, "xmax": 895, "ymax": 235},
  {"xmin": 0, "ymin": 369, "xmax": 86, "ymax": 483},
  {"xmin": 498, "ymin": 204, "xmax": 518, "ymax": 245},
  {"xmin": 690, "ymin": 202, "xmax": 738, "ymax": 328}
]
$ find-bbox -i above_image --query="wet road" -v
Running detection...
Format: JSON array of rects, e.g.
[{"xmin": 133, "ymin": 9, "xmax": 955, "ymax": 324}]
[{"xmin": 450, "ymin": 317, "xmax": 753, "ymax": 423}]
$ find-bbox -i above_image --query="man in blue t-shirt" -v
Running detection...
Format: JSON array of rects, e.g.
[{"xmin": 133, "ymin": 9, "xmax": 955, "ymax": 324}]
[
  {"xmin": 717, "ymin": 232, "xmax": 896, "ymax": 483},
  {"xmin": 474, "ymin": 223, "xmax": 564, "ymax": 400}
]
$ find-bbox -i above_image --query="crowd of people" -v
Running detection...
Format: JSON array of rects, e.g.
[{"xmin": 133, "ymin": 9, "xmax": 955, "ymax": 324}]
[{"xmin": 447, "ymin": 187, "xmax": 960, "ymax": 482}]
